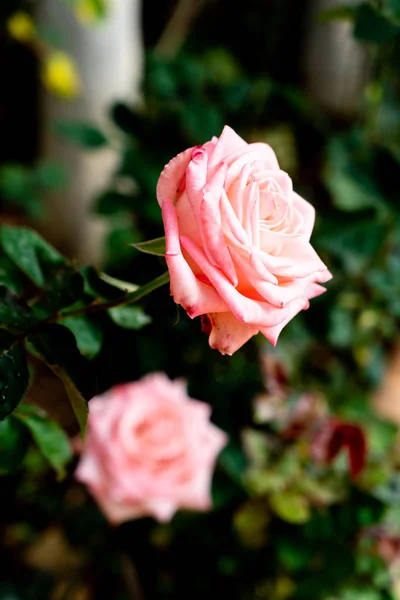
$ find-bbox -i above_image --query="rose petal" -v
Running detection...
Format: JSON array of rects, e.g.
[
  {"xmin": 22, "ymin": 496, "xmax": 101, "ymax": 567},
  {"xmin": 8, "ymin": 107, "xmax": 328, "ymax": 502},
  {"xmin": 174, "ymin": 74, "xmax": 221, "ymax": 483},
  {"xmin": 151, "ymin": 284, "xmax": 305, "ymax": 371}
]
[
  {"xmin": 162, "ymin": 200, "xmax": 228, "ymax": 318},
  {"xmin": 206, "ymin": 312, "xmax": 259, "ymax": 355},
  {"xmin": 260, "ymin": 296, "xmax": 310, "ymax": 346},
  {"xmin": 292, "ymin": 192, "xmax": 316, "ymax": 241},
  {"xmin": 156, "ymin": 146, "xmax": 194, "ymax": 206},
  {"xmin": 181, "ymin": 235, "xmax": 311, "ymax": 328},
  {"xmin": 207, "ymin": 125, "xmax": 248, "ymax": 171}
]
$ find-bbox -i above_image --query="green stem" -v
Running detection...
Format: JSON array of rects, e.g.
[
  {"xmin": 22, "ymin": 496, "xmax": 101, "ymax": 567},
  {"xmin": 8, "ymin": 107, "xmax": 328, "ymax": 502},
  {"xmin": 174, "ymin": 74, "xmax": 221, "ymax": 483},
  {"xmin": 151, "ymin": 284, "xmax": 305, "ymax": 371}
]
[
  {"xmin": 58, "ymin": 271, "xmax": 170, "ymax": 321},
  {"xmin": 1, "ymin": 272, "xmax": 170, "ymax": 358}
]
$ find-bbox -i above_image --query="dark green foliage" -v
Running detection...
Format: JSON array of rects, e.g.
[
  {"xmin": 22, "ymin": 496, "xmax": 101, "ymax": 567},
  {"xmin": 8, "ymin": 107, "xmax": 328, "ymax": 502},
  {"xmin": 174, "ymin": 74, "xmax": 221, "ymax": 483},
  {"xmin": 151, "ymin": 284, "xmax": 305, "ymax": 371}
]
[
  {"xmin": 54, "ymin": 120, "xmax": 108, "ymax": 149},
  {"xmin": 0, "ymin": 330, "xmax": 29, "ymax": 420},
  {"xmin": 2, "ymin": 1, "xmax": 400, "ymax": 599},
  {"xmin": 0, "ymin": 226, "xmax": 156, "ymax": 425}
]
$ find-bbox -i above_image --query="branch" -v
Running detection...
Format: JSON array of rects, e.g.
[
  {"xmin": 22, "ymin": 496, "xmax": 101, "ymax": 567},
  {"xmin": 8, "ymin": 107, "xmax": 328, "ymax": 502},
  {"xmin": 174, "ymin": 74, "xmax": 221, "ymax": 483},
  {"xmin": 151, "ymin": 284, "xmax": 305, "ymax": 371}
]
[
  {"xmin": 120, "ymin": 553, "xmax": 146, "ymax": 600},
  {"xmin": 155, "ymin": 0, "xmax": 209, "ymax": 59},
  {"xmin": 58, "ymin": 271, "xmax": 170, "ymax": 320},
  {"xmin": 2, "ymin": 271, "xmax": 170, "ymax": 354}
]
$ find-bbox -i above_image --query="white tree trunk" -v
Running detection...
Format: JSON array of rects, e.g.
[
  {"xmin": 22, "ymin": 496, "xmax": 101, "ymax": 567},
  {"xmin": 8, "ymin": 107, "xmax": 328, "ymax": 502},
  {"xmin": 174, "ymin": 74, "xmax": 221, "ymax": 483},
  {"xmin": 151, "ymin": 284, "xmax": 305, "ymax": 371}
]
[
  {"xmin": 303, "ymin": 0, "xmax": 369, "ymax": 117},
  {"xmin": 39, "ymin": 0, "xmax": 143, "ymax": 265}
]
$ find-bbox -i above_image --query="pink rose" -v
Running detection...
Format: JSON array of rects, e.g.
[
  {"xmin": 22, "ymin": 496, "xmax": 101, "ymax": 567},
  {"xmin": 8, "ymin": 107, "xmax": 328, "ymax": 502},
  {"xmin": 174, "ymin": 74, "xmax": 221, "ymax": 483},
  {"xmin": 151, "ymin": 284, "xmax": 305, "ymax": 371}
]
[
  {"xmin": 75, "ymin": 373, "xmax": 227, "ymax": 524},
  {"xmin": 157, "ymin": 125, "xmax": 332, "ymax": 355}
]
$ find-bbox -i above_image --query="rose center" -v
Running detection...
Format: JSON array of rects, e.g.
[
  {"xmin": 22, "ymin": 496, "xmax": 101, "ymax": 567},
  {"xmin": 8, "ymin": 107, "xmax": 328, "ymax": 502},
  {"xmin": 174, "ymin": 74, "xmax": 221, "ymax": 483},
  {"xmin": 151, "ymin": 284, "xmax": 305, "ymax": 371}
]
[
  {"xmin": 249, "ymin": 173, "xmax": 287, "ymax": 226},
  {"xmin": 133, "ymin": 413, "xmax": 185, "ymax": 462}
]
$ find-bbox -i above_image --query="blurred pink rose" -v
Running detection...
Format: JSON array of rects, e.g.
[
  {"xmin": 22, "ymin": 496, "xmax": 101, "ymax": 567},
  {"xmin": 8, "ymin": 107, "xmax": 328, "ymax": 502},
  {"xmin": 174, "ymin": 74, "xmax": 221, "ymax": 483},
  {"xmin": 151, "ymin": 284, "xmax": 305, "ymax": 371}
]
[
  {"xmin": 157, "ymin": 125, "xmax": 332, "ymax": 355},
  {"xmin": 75, "ymin": 374, "xmax": 227, "ymax": 524}
]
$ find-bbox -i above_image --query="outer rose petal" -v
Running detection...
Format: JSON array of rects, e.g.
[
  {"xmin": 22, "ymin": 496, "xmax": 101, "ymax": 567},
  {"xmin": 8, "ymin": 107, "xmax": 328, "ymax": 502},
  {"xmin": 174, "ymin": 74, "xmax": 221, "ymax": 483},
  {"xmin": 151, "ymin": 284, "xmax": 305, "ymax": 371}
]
[
  {"xmin": 162, "ymin": 200, "xmax": 228, "ymax": 318},
  {"xmin": 205, "ymin": 312, "xmax": 259, "ymax": 355},
  {"xmin": 185, "ymin": 147, "xmax": 208, "ymax": 216},
  {"xmin": 95, "ymin": 495, "xmax": 177, "ymax": 525},
  {"xmin": 207, "ymin": 125, "xmax": 248, "ymax": 170},
  {"xmin": 316, "ymin": 268, "xmax": 333, "ymax": 284},
  {"xmin": 292, "ymin": 192, "xmax": 316, "ymax": 240},
  {"xmin": 175, "ymin": 468, "xmax": 213, "ymax": 511},
  {"xmin": 156, "ymin": 146, "xmax": 194, "ymax": 206},
  {"xmin": 306, "ymin": 282, "xmax": 328, "ymax": 299},
  {"xmin": 75, "ymin": 446, "xmax": 103, "ymax": 490},
  {"xmin": 261, "ymin": 296, "xmax": 310, "ymax": 346}
]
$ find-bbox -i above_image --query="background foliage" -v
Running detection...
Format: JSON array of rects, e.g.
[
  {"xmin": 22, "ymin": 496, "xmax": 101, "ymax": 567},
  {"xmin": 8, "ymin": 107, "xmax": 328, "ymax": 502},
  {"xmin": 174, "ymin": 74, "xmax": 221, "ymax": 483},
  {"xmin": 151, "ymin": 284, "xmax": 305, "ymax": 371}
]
[{"xmin": 2, "ymin": 1, "xmax": 400, "ymax": 599}]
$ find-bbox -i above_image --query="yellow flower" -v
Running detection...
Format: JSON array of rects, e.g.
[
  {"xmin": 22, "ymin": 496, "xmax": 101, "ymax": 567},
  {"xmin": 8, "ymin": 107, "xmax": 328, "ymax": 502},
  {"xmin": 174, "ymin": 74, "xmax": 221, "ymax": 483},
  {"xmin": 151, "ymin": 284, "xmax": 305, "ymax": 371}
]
[
  {"xmin": 7, "ymin": 11, "xmax": 36, "ymax": 43},
  {"xmin": 75, "ymin": 0, "xmax": 107, "ymax": 24},
  {"xmin": 42, "ymin": 52, "xmax": 81, "ymax": 99}
]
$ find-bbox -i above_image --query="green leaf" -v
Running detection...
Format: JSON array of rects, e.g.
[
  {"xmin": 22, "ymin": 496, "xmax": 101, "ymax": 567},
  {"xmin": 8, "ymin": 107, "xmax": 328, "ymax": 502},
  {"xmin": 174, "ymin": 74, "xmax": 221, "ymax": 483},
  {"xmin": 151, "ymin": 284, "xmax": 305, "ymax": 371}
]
[
  {"xmin": 326, "ymin": 169, "xmax": 383, "ymax": 212},
  {"xmin": 0, "ymin": 255, "xmax": 25, "ymax": 294},
  {"xmin": 110, "ymin": 102, "xmax": 144, "ymax": 135},
  {"xmin": 14, "ymin": 404, "xmax": 72, "ymax": 477},
  {"xmin": 28, "ymin": 325, "xmax": 94, "ymax": 437},
  {"xmin": 50, "ymin": 365, "xmax": 88, "ymax": 439},
  {"xmin": 277, "ymin": 539, "xmax": 312, "ymax": 573},
  {"xmin": 28, "ymin": 325, "xmax": 92, "ymax": 393},
  {"xmin": 108, "ymin": 306, "xmax": 152, "ymax": 330},
  {"xmin": 0, "ymin": 416, "xmax": 29, "ymax": 473},
  {"xmin": 0, "ymin": 163, "xmax": 31, "ymax": 201},
  {"xmin": 270, "ymin": 491, "xmax": 311, "ymax": 524},
  {"xmin": 32, "ymin": 265, "xmax": 85, "ymax": 316},
  {"xmin": 147, "ymin": 55, "xmax": 178, "ymax": 100},
  {"xmin": 245, "ymin": 466, "xmax": 288, "ymax": 495},
  {"xmin": 325, "ymin": 165, "xmax": 384, "ymax": 213},
  {"xmin": 354, "ymin": 4, "xmax": 400, "ymax": 43},
  {"xmin": 0, "ymin": 331, "xmax": 30, "ymax": 420},
  {"xmin": 0, "ymin": 226, "xmax": 64, "ymax": 287},
  {"xmin": 131, "ymin": 237, "xmax": 166, "ymax": 256},
  {"xmin": 316, "ymin": 4, "xmax": 357, "ymax": 22},
  {"xmin": 0, "ymin": 227, "xmax": 84, "ymax": 315},
  {"xmin": 218, "ymin": 442, "xmax": 247, "ymax": 487},
  {"xmin": 325, "ymin": 136, "xmax": 384, "ymax": 212},
  {"xmin": 0, "ymin": 163, "xmax": 65, "ymax": 219},
  {"xmin": 55, "ymin": 120, "xmax": 108, "ymax": 149},
  {"xmin": 35, "ymin": 162, "xmax": 67, "ymax": 190},
  {"xmin": 0, "ymin": 286, "xmax": 36, "ymax": 329},
  {"xmin": 387, "ymin": 0, "xmax": 400, "ymax": 11},
  {"xmin": 63, "ymin": 316, "xmax": 103, "ymax": 358},
  {"xmin": 384, "ymin": 0, "xmax": 400, "ymax": 20},
  {"xmin": 316, "ymin": 218, "xmax": 387, "ymax": 273},
  {"xmin": 202, "ymin": 48, "xmax": 242, "ymax": 84},
  {"xmin": 328, "ymin": 306, "xmax": 355, "ymax": 348}
]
